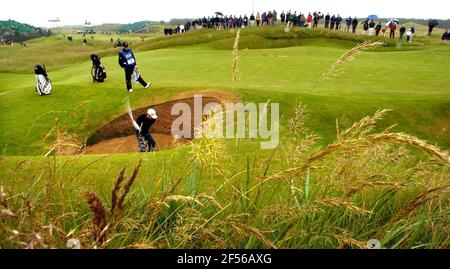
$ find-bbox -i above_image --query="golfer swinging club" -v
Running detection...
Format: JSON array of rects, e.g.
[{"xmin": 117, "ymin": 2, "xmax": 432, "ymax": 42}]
[
  {"xmin": 133, "ymin": 108, "xmax": 158, "ymax": 152},
  {"xmin": 118, "ymin": 42, "xmax": 152, "ymax": 93}
]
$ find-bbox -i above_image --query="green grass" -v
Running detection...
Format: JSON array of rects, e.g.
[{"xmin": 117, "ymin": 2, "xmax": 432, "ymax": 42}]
[
  {"xmin": 0, "ymin": 26, "xmax": 449, "ymax": 249},
  {"xmin": 1, "ymin": 29, "xmax": 449, "ymax": 155},
  {"xmin": 0, "ymin": 118, "xmax": 448, "ymax": 249},
  {"xmin": 3, "ymin": 25, "xmax": 440, "ymax": 74}
]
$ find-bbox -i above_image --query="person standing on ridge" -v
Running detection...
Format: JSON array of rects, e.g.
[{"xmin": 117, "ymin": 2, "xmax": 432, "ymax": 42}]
[
  {"xmin": 313, "ymin": 12, "xmax": 320, "ymax": 28},
  {"xmin": 250, "ymin": 13, "xmax": 256, "ymax": 27},
  {"xmin": 281, "ymin": 11, "xmax": 286, "ymax": 24},
  {"xmin": 268, "ymin": 11, "xmax": 274, "ymax": 26},
  {"xmin": 363, "ymin": 20, "xmax": 369, "ymax": 34},
  {"xmin": 375, "ymin": 22, "xmax": 382, "ymax": 36},
  {"xmin": 299, "ymin": 13, "xmax": 306, "ymax": 27},
  {"xmin": 345, "ymin": 16, "xmax": 352, "ymax": 32},
  {"xmin": 352, "ymin": 17, "xmax": 358, "ymax": 33},
  {"xmin": 307, "ymin": 13, "xmax": 313, "ymax": 28},
  {"xmin": 389, "ymin": 22, "xmax": 397, "ymax": 38},
  {"xmin": 368, "ymin": 20, "xmax": 376, "ymax": 35},
  {"xmin": 399, "ymin": 26, "xmax": 406, "ymax": 42},
  {"xmin": 410, "ymin": 26, "xmax": 416, "ymax": 41},
  {"xmin": 406, "ymin": 28, "xmax": 413, "ymax": 42},
  {"xmin": 261, "ymin": 12, "xmax": 267, "ymax": 26},
  {"xmin": 272, "ymin": 10, "xmax": 278, "ymax": 25},
  {"xmin": 330, "ymin": 15, "xmax": 336, "ymax": 30},
  {"xmin": 325, "ymin": 13, "xmax": 331, "ymax": 28},
  {"xmin": 335, "ymin": 15, "xmax": 342, "ymax": 30},
  {"xmin": 243, "ymin": 14, "xmax": 249, "ymax": 27}
]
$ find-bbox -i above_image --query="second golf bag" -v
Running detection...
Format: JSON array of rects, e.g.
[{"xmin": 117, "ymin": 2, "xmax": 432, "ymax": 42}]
[
  {"xmin": 90, "ymin": 54, "xmax": 107, "ymax": 83},
  {"xmin": 34, "ymin": 65, "xmax": 52, "ymax": 96},
  {"xmin": 132, "ymin": 65, "xmax": 141, "ymax": 84}
]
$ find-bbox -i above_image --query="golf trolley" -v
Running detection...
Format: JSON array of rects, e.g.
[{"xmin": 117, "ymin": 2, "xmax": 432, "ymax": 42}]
[{"xmin": 90, "ymin": 54, "xmax": 107, "ymax": 83}]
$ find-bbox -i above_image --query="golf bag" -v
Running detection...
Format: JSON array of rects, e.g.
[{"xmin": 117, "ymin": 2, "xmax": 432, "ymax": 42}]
[
  {"xmin": 132, "ymin": 65, "xmax": 141, "ymax": 84},
  {"xmin": 34, "ymin": 65, "xmax": 52, "ymax": 96},
  {"xmin": 137, "ymin": 135, "xmax": 149, "ymax": 152},
  {"xmin": 136, "ymin": 133, "xmax": 156, "ymax": 152},
  {"xmin": 90, "ymin": 54, "xmax": 107, "ymax": 83}
]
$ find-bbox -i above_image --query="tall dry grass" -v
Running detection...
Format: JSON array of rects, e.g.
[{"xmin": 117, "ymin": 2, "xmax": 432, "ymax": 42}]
[
  {"xmin": 312, "ymin": 40, "xmax": 385, "ymax": 91},
  {"xmin": 232, "ymin": 29, "xmax": 241, "ymax": 86},
  {"xmin": 1, "ymin": 106, "xmax": 448, "ymax": 249}
]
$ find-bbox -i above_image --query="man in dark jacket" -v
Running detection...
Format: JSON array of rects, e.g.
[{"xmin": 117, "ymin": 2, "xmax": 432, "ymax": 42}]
[
  {"xmin": 442, "ymin": 30, "xmax": 449, "ymax": 41},
  {"xmin": 325, "ymin": 13, "xmax": 330, "ymax": 28},
  {"xmin": 399, "ymin": 26, "xmax": 406, "ymax": 41},
  {"xmin": 135, "ymin": 108, "xmax": 157, "ymax": 152},
  {"xmin": 313, "ymin": 12, "xmax": 320, "ymax": 28},
  {"xmin": 352, "ymin": 17, "xmax": 358, "ymax": 33},
  {"xmin": 363, "ymin": 20, "xmax": 369, "ymax": 34},
  {"xmin": 250, "ymin": 13, "xmax": 256, "ymax": 27},
  {"xmin": 118, "ymin": 42, "xmax": 151, "ymax": 93},
  {"xmin": 261, "ymin": 12, "xmax": 267, "ymax": 26},
  {"xmin": 345, "ymin": 16, "xmax": 352, "ymax": 32},
  {"xmin": 335, "ymin": 15, "xmax": 343, "ymax": 30},
  {"xmin": 369, "ymin": 20, "xmax": 376, "ymax": 35},
  {"xmin": 375, "ymin": 22, "xmax": 382, "ymax": 36},
  {"xmin": 330, "ymin": 15, "xmax": 336, "ymax": 29}
]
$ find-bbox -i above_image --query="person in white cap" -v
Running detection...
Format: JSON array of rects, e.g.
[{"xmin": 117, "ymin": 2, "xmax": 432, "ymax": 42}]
[{"xmin": 134, "ymin": 108, "xmax": 158, "ymax": 152}]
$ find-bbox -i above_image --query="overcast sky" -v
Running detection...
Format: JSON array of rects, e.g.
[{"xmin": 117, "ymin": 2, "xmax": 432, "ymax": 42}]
[{"xmin": 2, "ymin": 0, "xmax": 449, "ymax": 27}]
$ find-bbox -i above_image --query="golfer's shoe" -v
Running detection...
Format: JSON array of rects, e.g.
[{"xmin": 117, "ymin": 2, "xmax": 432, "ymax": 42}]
[
  {"xmin": 145, "ymin": 82, "xmax": 152, "ymax": 89},
  {"xmin": 128, "ymin": 89, "xmax": 134, "ymax": 93}
]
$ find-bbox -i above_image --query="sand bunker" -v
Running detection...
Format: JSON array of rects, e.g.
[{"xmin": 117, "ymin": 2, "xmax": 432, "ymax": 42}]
[
  {"xmin": 85, "ymin": 96, "xmax": 222, "ymax": 154},
  {"xmin": 84, "ymin": 134, "xmax": 186, "ymax": 154}
]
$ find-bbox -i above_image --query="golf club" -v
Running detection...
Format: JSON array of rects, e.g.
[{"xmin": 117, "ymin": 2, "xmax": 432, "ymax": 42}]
[{"xmin": 125, "ymin": 97, "xmax": 142, "ymax": 132}]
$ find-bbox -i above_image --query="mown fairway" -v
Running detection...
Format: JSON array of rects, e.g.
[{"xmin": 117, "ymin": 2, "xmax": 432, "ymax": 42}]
[{"xmin": 0, "ymin": 26, "xmax": 449, "ymax": 249}]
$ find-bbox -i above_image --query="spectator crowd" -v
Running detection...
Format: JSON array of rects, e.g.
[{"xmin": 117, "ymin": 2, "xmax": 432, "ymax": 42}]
[{"xmin": 163, "ymin": 10, "xmax": 448, "ymax": 44}]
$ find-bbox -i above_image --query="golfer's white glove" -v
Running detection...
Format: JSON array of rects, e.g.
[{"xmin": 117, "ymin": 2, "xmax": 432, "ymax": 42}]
[{"xmin": 132, "ymin": 121, "xmax": 142, "ymax": 132}]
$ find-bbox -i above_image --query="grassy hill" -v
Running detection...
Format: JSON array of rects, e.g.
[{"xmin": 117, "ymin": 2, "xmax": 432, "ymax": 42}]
[
  {"xmin": 0, "ymin": 20, "xmax": 48, "ymax": 42},
  {"xmin": 0, "ymin": 25, "xmax": 436, "ymax": 74},
  {"xmin": 0, "ymin": 26, "xmax": 449, "ymax": 249}
]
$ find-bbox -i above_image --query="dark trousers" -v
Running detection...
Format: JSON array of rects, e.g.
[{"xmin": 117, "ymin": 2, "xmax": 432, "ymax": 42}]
[
  {"xmin": 390, "ymin": 30, "xmax": 395, "ymax": 38},
  {"xmin": 136, "ymin": 132, "xmax": 156, "ymax": 152},
  {"xmin": 125, "ymin": 66, "xmax": 147, "ymax": 91},
  {"xmin": 325, "ymin": 21, "xmax": 329, "ymax": 28}
]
